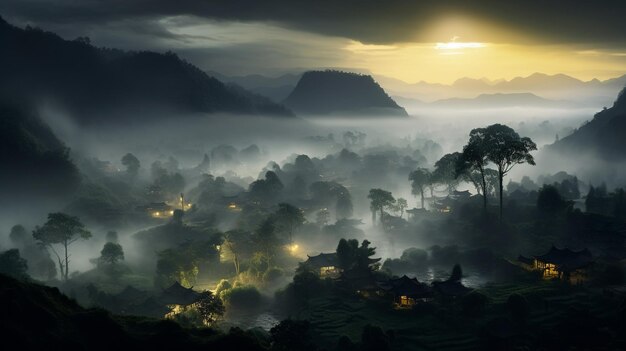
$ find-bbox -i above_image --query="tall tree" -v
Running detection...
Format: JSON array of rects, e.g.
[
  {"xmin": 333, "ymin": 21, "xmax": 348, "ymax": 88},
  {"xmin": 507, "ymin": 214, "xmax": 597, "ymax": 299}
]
[
  {"xmin": 275, "ymin": 203, "xmax": 305, "ymax": 243},
  {"xmin": 457, "ymin": 132, "xmax": 490, "ymax": 210},
  {"xmin": 99, "ymin": 242, "xmax": 124, "ymax": 265},
  {"xmin": 409, "ymin": 168, "xmax": 430, "ymax": 209},
  {"xmin": 395, "ymin": 198, "xmax": 408, "ymax": 218},
  {"xmin": 480, "ymin": 124, "xmax": 537, "ymax": 220},
  {"xmin": 367, "ymin": 189, "xmax": 395, "ymax": 224},
  {"xmin": 433, "ymin": 153, "xmax": 461, "ymax": 194},
  {"xmin": 32, "ymin": 213, "xmax": 91, "ymax": 280}
]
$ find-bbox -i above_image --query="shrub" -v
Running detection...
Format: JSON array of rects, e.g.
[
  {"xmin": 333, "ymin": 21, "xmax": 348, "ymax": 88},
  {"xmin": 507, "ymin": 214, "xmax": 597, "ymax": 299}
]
[
  {"xmin": 263, "ymin": 267, "xmax": 284, "ymax": 284},
  {"xmin": 221, "ymin": 285, "xmax": 262, "ymax": 311}
]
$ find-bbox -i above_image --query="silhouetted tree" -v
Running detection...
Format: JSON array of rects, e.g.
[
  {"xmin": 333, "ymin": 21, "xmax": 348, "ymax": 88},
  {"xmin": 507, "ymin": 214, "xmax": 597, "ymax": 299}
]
[
  {"xmin": 434, "ymin": 153, "xmax": 462, "ymax": 194},
  {"xmin": 99, "ymin": 242, "xmax": 124, "ymax": 265},
  {"xmin": 196, "ymin": 291, "xmax": 225, "ymax": 326},
  {"xmin": 0, "ymin": 249, "xmax": 28, "ymax": 280},
  {"xmin": 275, "ymin": 203, "xmax": 305, "ymax": 243},
  {"xmin": 32, "ymin": 213, "xmax": 91, "ymax": 280},
  {"xmin": 457, "ymin": 132, "xmax": 490, "ymax": 210},
  {"xmin": 409, "ymin": 168, "xmax": 430, "ymax": 208},
  {"xmin": 395, "ymin": 198, "xmax": 408, "ymax": 218},
  {"xmin": 336, "ymin": 191, "xmax": 354, "ymax": 219},
  {"xmin": 270, "ymin": 319, "xmax": 317, "ymax": 351},
  {"xmin": 479, "ymin": 124, "xmax": 537, "ymax": 220},
  {"xmin": 367, "ymin": 189, "xmax": 395, "ymax": 224}
]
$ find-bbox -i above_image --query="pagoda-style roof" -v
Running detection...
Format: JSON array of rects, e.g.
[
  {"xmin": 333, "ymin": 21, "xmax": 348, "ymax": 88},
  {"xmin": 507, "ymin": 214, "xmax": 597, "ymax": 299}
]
[
  {"xmin": 517, "ymin": 255, "xmax": 534, "ymax": 266},
  {"xmin": 533, "ymin": 246, "xmax": 593, "ymax": 272},
  {"xmin": 305, "ymin": 252, "xmax": 338, "ymax": 268},
  {"xmin": 377, "ymin": 275, "xmax": 432, "ymax": 298},
  {"xmin": 432, "ymin": 280, "xmax": 472, "ymax": 297},
  {"xmin": 159, "ymin": 281, "xmax": 203, "ymax": 306}
]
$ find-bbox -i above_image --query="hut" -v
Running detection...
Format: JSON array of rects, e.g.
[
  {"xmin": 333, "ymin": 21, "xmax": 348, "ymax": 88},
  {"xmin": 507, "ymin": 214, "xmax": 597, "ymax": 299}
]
[
  {"xmin": 377, "ymin": 275, "xmax": 433, "ymax": 308},
  {"xmin": 159, "ymin": 281, "xmax": 204, "ymax": 318},
  {"xmin": 304, "ymin": 252, "xmax": 341, "ymax": 277},
  {"xmin": 531, "ymin": 246, "xmax": 593, "ymax": 284}
]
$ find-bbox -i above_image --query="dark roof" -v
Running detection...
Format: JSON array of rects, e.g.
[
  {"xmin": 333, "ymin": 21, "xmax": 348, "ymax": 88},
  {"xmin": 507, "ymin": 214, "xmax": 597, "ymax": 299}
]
[
  {"xmin": 377, "ymin": 275, "xmax": 432, "ymax": 298},
  {"xmin": 305, "ymin": 252, "xmax": 338, "ymax": 268},
  {"xmin": 136, "ymin": 202, "xmax": 173, "ymax": 211},
  {"xmin": 432, "ymin": 280, "xmax": 472, "ymax": 297},
  {"xmin": 517, "ymin": 255, "xmax": 534, "ymax": 266},
  {"xmin": 452, "ymin": 190, "xmax": 471, "ymax": 197},
  {"xmin": 533, "ymin": 246, "xmax": 593, "ymax": 271},
  {"xmin": 159, "ymin": 281, "xmax": 203, "ymax": 305}
]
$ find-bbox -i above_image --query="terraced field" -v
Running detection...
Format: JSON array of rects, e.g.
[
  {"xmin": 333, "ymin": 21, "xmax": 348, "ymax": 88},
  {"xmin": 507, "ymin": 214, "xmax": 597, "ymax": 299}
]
[{"xmin": 292, "ymin": 281, "xmax": 622, "ymax": 350}]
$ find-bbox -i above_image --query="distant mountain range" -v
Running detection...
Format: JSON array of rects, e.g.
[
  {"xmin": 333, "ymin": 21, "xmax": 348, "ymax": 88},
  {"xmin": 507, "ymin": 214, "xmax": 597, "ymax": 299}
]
[
  {"xmin": 0, "ymin": 17, "xmax": 294, "ymax": 123},
  {"xmin": 394, "ymin": 92, "xmax": 571, "ymax": 110},
  {"xmin": 550, "ymin": 88, "xmax": 626, "ymax": 159},
  {"xmin": 212, "ymin": 69, "xmax": 626, "ymax": 110},
  {"xmin": 282, "ymin": 70, "xmax": 408, "ymax": 116},
  {"xmin": 376, "ymin": 73, "xmax": 626, "ymax": 107}
]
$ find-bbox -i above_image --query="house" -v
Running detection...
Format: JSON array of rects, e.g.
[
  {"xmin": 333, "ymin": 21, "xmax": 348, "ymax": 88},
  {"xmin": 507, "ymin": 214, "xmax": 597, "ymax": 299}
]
[
  {"xmin": 450, "ymin": 190, "xmax": 472, "ymax": 200},
  {"xmin": 519, "ymin": 246, "xmax": 593, "ymax": 284},
  {"xmin": 304, "ymin": 252, "xmax": 341, "ymax": 277},
  {"xmin": 377, "ymin": 275, "xmax": 433, "ymax": 308},
  {"xmin": 406, "ymin": 208, "xmax": 428, "ymax": 219},
  {"xmin": 159, "ymin": 281, "xmax": 204, "ymax": 318}
]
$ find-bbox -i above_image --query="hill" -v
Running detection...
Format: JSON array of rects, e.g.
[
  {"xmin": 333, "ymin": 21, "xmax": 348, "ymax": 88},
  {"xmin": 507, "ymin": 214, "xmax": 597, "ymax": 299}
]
[
  {"xmin": 283, "ymin": 70, "xmax": 408, "ymax": 116},
  {"xmin": 0, "ymin": 17, "xmax": 294, "ymax": 123},
  {"xmin": 550, "ymin": 88, "xmax": 626, "ymax": 159},
  {"xmin": 0, "ymin": 102, "xmax": 80, "ymax": 199},
  {"xmin": 0, "ymin": 273, "xmax": 265, "ymax": 350}
]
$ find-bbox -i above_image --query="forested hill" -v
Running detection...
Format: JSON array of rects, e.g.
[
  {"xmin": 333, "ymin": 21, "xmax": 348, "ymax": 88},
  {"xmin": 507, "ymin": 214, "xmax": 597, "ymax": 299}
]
[
  {"xmin": 550, "ymin": 87, "xmax": 626, "ymax": 159},
  {"xmin": 283, "ymin": 70, "xmax": 408, "ymax": 116},
  {"xmin": 0, "ymin": 17, "xmax": 294, "ymax": 123},
  {"xmin": 0, "ymin": 102, "xmax": 80, "ymax": 198}
]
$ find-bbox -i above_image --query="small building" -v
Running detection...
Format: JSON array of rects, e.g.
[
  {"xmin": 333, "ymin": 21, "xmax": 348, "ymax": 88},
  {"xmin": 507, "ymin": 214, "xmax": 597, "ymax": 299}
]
[
  {"xmin": 304, "ymin": 253, "xmax": 341, "ymax": 277},
  {"xmin": 520, "ymin": 246, "xmax": 593, "ymax": 284},
  {"xmin": 159, "ymin": 281, "xmax": 204, "ymax": 318},
  {"xmin": 450, "ymin": 190, "xmax": 472, "ymax": 200},
  {"xmin": 377, "ymin": 275, "xmax": 433, "ymax": 308}
]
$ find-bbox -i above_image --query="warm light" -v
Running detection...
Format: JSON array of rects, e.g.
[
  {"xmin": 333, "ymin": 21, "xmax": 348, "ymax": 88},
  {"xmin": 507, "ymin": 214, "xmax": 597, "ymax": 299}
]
[
  {"xmin": 169, "ymin": 210, "xmax": 174, "ymax": 215},
  {"xmin": 435, "ymin": 42, "xmax": 485, "ymax": 50},
  {"xmin": 286, "ymin": 243, "xmax": 299, "ymax": 255}
]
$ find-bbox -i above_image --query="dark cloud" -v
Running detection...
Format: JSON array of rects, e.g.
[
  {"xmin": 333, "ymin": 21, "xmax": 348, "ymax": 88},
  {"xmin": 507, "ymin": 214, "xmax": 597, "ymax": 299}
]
[{"xmin": 1, "ymin": 0, "xmax": 626, "ymax": 46}]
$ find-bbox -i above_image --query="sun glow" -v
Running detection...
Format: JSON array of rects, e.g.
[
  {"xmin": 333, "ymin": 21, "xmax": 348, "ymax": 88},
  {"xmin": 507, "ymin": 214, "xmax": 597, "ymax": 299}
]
[{"xmin": 435, "ymin": 42, "xmax": 486, "ymax": 50}]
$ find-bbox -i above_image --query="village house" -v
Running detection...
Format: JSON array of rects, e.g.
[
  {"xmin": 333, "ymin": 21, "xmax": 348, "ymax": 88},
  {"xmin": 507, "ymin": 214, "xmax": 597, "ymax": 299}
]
[
  {"xmin": 304, "ymin": 252, "xmax": 342, "ymax": 278},
  {"xmin": 159, "ymin": 281, "xmax": 204, "ymax": 318},
  {"xmin": 377, "ymin": 275, "xmax": 433, "ymax": 308},
  {"xmin": 518, "ymin": 246, "xmax": 593, "ymax": 284}
]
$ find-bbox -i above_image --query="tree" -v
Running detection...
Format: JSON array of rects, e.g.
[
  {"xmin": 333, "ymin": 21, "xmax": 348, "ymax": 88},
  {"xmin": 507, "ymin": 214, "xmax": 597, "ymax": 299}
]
[
  {"xmin": 336, "ymin": 238, "xmax": 359, "ymax": 270},
  {"xmin": 433, "ymin": 153, "xmax": 461, "ymax": 194},
  {"xmin": 0, "ymin": 249, "xmax": 28, "ymax": 280},
  {"xmin": 457, "ymin": 133, "xmax": 490, "ymax": 210},
  {"xmin": 409, "ymin": 168, "xmax": 430, "ymax": 209},
  {"xmin": 395, "ymin": 198, "xmax": 408, "ymax": 218},
  {"xmin": 275, "ymin": 203, "xmax": 305, "ymax": 243},
  {"xmin": 223, "ymin": 230, "xmax": 253, "ymax": 275},
  {"xmin": 449, "ymin": 264, "xmax": 463, "ymax": 282},
  {"xmin": 195, "ymin": 291, "xmax": 225, "ymax": 326},
  {"xmin": 537, "ymin": 184, "xmax": 568, "ymax": 217},
  {"xmin": 121, "ymin": 153, "xmax": 140, "ymax": 179},
  {"xmin": 367, "ymin": 189, "xmax": 395, "ymax": 224},
  {"xmin": 32, "ymin": 213, "xmax": 91, "ymax": 280},
  {"xmin": 479, "ymin": 124, "xmax": 537, "ymax": 220},
  {"xmin": 100, "ymin": 242, "xmax": 124, "ymax": 265}
]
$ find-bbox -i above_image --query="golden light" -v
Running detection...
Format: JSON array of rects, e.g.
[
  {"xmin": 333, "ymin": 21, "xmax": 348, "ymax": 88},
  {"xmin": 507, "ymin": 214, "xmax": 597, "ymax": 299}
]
[
  {"xmin": 286, "ymin": 243, "xmax": 299, "ymax": 255},
  {"xmin": 435, "ymin": 41, "xmax": 486, "ymax": 50}
]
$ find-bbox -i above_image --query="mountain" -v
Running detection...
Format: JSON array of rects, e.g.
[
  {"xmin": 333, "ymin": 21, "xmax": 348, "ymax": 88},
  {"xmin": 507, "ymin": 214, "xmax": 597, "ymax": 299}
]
[
  {"xmin": 376, "ymin": 72, "xmax": 626, "ymax": 107},
  {"xmin": 550, "ymin": 88, "xmax": 626, "ymax": 159},
  {"xmin": 207, "ymin": 71, "xmax": 300, "ymax": 102},
  {"xmin": 283, "ymin": 70, "xmax": 408, "ymax": 116},
  {"xmin": 430, "ymin": 93, "xmax": 567, "ymax": 108},
  {"xmin": 0, "ymin": 17, "xmax": 294, "ymax": 122},
  {"xmin": 0, "ymin": 102, "xmax": 80, "ymax": 199}
]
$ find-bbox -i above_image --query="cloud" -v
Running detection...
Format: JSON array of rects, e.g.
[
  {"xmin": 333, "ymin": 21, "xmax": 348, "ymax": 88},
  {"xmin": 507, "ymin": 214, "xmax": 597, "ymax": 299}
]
[{"xmin": 2, "ymin": 0, "xmax": 626, "ymax": 46}]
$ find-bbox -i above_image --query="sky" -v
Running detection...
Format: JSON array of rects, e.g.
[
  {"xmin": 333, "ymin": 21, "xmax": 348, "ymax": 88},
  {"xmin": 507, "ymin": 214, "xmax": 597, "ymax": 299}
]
[{"xmin": 2, "ymin": 0, "xmax": 626, "ymax": 84}]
